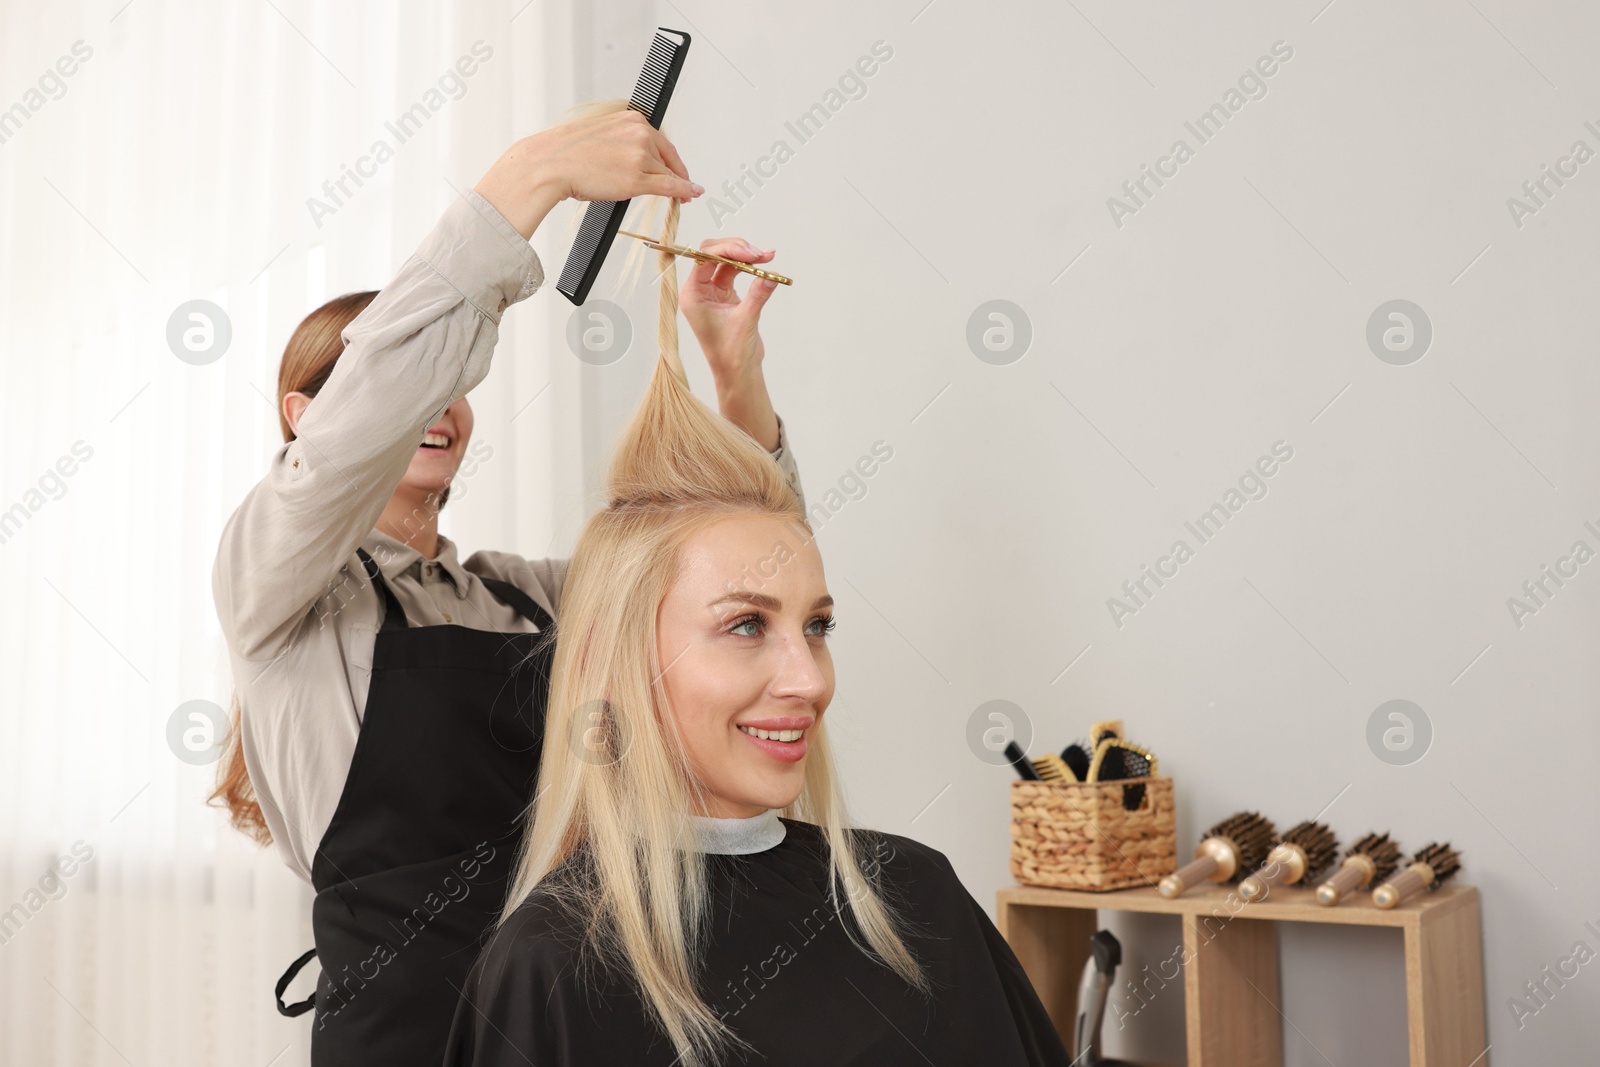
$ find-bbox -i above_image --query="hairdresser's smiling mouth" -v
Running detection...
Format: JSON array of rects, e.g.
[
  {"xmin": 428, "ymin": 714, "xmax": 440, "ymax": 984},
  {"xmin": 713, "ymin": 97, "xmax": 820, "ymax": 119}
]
[
  {"xmin": 735, "ymin": 715, "xmax": 812, "ymax": 763},
  {"xmin": 414, "ymin": 418, "xmax": 465, "ymax": 467}
]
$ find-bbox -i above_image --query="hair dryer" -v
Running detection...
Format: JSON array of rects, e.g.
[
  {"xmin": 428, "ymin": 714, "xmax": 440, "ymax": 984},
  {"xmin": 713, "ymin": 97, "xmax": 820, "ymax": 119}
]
[{"xmin": 1072, "ymin": 930, "xmax": 1139, "ymax": 1067}]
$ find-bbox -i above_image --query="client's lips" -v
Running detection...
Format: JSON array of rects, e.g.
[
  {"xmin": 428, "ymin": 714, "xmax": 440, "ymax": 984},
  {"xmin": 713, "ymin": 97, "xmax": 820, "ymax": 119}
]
[{"xmin": 735, "ymin": 717, "xmax": 813, "ymax": 764}]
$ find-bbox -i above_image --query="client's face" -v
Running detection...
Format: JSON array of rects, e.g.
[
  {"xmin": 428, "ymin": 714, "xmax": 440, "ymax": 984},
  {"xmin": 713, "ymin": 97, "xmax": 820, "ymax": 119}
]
[{"xmin": 655, "ymin": 513, "xmax": 834, "ymax": 819}]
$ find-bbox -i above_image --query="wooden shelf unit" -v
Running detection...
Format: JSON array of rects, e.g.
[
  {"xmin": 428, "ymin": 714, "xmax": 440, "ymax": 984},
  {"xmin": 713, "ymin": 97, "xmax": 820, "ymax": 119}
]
[{"xmin": 995, "ymin": 881, "xmax": 1487, "ymax": 1067}]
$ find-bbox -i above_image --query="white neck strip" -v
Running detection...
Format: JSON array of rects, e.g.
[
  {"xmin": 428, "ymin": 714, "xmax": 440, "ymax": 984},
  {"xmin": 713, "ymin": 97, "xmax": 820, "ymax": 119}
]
[{"xmin": 690, "ymin": 808, "xmax": 786, "ymax": 855}]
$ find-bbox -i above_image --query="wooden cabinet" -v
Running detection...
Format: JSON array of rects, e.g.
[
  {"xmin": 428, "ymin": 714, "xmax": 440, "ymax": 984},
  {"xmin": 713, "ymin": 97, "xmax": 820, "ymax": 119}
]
[{"xmin": 995, "ymin": 882, "xmax": 1487, "ymax": 1067}]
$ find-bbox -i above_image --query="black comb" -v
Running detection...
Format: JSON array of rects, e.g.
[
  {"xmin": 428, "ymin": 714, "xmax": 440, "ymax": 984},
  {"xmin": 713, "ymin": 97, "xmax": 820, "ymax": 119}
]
[
  {"xmin": 1003, "ymin": 741, "xmax": 1041, "ymax": 780},
  {"xmin": 557, "ymin": 28, "xmax": 692, "ymax": 306}
]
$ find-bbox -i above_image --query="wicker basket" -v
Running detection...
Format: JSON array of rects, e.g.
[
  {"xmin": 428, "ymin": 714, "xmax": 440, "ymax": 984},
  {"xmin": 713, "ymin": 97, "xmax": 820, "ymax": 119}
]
[{"xmin": 1010, "ymin": 776, "xmax": 1176, "ymax": 891}]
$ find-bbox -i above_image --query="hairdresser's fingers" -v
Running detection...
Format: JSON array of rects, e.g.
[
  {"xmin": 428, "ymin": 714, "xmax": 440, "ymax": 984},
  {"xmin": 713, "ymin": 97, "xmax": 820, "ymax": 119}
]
[
  {"xmin": 641, "ymin": 169, "xmax": 700, "ymax": 203},
  {"xmin": 684, "ymin": 245, "xmax": 745, "ymax": 295},
  {"xmin": 697, "ymin": 237, "xmax": 769, "ymax": 261},
  {"xmin": 651, "ymin": 129, "xmax": 691, "ymax": 184},
  {"xmin": 578, "ymin": 112, "xmax": 697, "ymax": 201},
  {"xmin": 633, "ymin": 172, "xmax": 697, "ymax": 202},
  {"xmin": 714, "ymin": 254, "xmax": 777, "ymax": 291},
  {"xmin": 691, "ymin": 243, "xmax": 758, "ymax": 294},
  {"xmin": 692, "ymin": 238, "xmax": 772, "ymax": 296},
  {"xmin": 737, "ymin": 276, "xmax": 781, "ymax": 319},
  {"xmin": 644, "ymin": 128, "xmax": 698, "ymax": 203}
]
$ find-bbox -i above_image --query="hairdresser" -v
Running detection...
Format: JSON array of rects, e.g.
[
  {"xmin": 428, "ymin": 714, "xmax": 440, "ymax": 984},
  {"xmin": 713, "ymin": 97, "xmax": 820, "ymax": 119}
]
[{"xmin": 208, "ymin": 105, "xmax": 801, "ymax": 1067}]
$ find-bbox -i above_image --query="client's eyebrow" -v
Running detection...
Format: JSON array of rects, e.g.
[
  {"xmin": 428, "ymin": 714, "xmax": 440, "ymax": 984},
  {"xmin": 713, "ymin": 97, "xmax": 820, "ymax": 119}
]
[{"xmin": 708, "ymin": 592, "xmax": 834, "ymax": 612}]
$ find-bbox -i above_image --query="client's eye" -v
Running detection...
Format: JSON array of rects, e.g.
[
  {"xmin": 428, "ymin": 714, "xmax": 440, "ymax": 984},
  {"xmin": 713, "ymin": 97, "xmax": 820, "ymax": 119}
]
[
  {"xmin": 729, "ymin": 613, "xmax": 764, "ymax": 637},
  {"xmin": 726, "ymin": 613, "xmax": 836, "ymax": 638}
]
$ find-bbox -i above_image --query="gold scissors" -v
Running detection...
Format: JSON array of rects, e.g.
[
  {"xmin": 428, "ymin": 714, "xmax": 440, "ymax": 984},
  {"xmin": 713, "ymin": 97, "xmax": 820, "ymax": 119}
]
[{"xmin": 617, "ymin": 230, "xmax": 793, "ymax": 286}]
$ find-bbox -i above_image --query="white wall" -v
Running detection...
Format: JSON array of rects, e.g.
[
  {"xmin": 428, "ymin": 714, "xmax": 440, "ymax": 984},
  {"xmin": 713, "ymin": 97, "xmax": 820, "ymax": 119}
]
[{"xmin": 578, "ymin": 2, "xmax": 1600, "ymax": 1064}]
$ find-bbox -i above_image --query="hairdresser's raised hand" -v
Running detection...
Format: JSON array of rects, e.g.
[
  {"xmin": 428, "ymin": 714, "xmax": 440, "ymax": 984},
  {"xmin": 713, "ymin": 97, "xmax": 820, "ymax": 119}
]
[
  {"xmin": 680, "ymin": 237, "xmax": 780, "ymax": 376},
  {"xmin": 475, "ymin": 109, "xmax": 704, "ymax": 241},
  {"xmin": 682, "ymin": 237, "xmax": 782, "ymax": 452}
]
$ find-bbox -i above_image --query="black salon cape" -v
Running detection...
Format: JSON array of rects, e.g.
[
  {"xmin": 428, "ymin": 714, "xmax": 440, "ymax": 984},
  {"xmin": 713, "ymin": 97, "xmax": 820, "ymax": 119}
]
[{"xmin": 443, "ymin": 818, "xmax": 1071, "ymax": 1066}]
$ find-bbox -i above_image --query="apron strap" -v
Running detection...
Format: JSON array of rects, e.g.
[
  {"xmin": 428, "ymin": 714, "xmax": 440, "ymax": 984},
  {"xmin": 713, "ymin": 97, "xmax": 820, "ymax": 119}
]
[
  {"xmin": 274, "ymin": 946, "xmax": 320, "ymax": 1017},
  {"xmin": 355, "ymin": 547, "xmax": 409, "ymax": 632},
  {"xmin": 480, "ymin": 576, "xmax": 554, "ymax": 631}
]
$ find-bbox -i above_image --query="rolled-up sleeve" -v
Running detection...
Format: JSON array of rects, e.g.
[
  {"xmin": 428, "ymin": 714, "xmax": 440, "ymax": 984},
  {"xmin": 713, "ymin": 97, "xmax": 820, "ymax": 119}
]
[
  {"xmin": 769, "ymin": 413, "xmax": 805, "ymax": 513},
  {"xmin": 213, "ymin": 190, "xmax": 543, "ymax": 662}
]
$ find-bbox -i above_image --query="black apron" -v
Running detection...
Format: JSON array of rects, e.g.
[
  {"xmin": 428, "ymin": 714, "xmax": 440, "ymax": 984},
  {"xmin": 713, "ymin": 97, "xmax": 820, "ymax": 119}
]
[{"xmin": 274, "ymin": 547, "xmax": 553, "ymax": 1066}]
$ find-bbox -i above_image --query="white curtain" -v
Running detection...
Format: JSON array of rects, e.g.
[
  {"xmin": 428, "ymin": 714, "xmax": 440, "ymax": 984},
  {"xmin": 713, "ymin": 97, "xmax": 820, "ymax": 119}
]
[{"xmin": 0, "ymin": 2, "xmax": 619, "ymax": 1062}]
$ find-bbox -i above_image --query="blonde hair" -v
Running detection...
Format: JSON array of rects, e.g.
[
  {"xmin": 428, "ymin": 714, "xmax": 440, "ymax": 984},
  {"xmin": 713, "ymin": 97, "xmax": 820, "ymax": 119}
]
[{"xmin": 502, "ymin": 109, "xmax": 930, "ymax": 1067}]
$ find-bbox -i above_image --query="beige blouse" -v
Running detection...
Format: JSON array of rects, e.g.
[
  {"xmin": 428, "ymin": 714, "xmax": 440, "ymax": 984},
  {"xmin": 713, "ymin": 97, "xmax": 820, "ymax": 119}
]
[{"xmin": 211, "ymin": 188, "xmax": 804, "ymax": 882}]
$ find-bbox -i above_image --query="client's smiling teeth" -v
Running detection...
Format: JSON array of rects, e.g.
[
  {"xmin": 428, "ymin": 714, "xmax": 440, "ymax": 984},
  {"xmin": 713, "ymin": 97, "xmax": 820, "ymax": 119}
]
[
  {"xmin": 738, "ymin": 725, "xmax": 804, "ymax": 742},
  {"xmin": 421, "ymin": 432, "xmax": 450, "ymax": 448}
]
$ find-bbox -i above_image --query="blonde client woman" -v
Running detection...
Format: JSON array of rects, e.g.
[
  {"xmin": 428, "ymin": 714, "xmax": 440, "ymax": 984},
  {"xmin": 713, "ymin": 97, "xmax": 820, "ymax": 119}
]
[
  {"xmin": 209, "ymin": 106, "xmax": 800, "ymax": 1066},
  {"xmin": 444, "ymin": 197, "xmax": 1072, "ymax": 1066}
]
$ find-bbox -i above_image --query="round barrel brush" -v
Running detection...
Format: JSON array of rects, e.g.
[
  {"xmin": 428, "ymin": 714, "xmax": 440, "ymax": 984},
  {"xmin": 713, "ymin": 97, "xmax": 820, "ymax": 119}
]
[
  {"xmin": 1316, "ymin": 831, "xmax": 1402, "ymax": 906},
  {"xmin": 1238, "ymin": 820, "xmax": 1338, "ymax": 901},
  {"xmin": 1158, "ymin": 811, "xmax": 1276, "ymax": 899},
  {"xmin": 1372, "ymin": 842, "xmax": 1462, "ymax": 909}
]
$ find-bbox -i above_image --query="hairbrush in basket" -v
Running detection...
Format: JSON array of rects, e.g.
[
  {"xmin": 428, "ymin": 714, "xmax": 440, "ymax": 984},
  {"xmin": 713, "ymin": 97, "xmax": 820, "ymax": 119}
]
[
  {"xmin": 1087, "ymin": 738, "xmax": 1157, "ymax": 810},
  {"xmin": 1372, "ymin": 842, "xmax": 1462, "ymax": 909},
  {"xmin": 1316, "ymin": 831, "xmax": 1403, "ymax": 906},
  {"xmin": 1239, "ymin": 820, "xmax": 1339, "ymax": 901},
  {"xmin": 1060, "ymin": 740, "xmax": 1094, "ymax": 783},
  {"xmin": 1159, "ymin": 811, "xmax": 1276, "ymax": 898},
  {"xmin": 1086, "ymin": 739, "xmax": 1157, "ymax": 781},
  {"xmin": 1089, "ymin": 719, "xmax": 1123, "ymax": 748}
]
